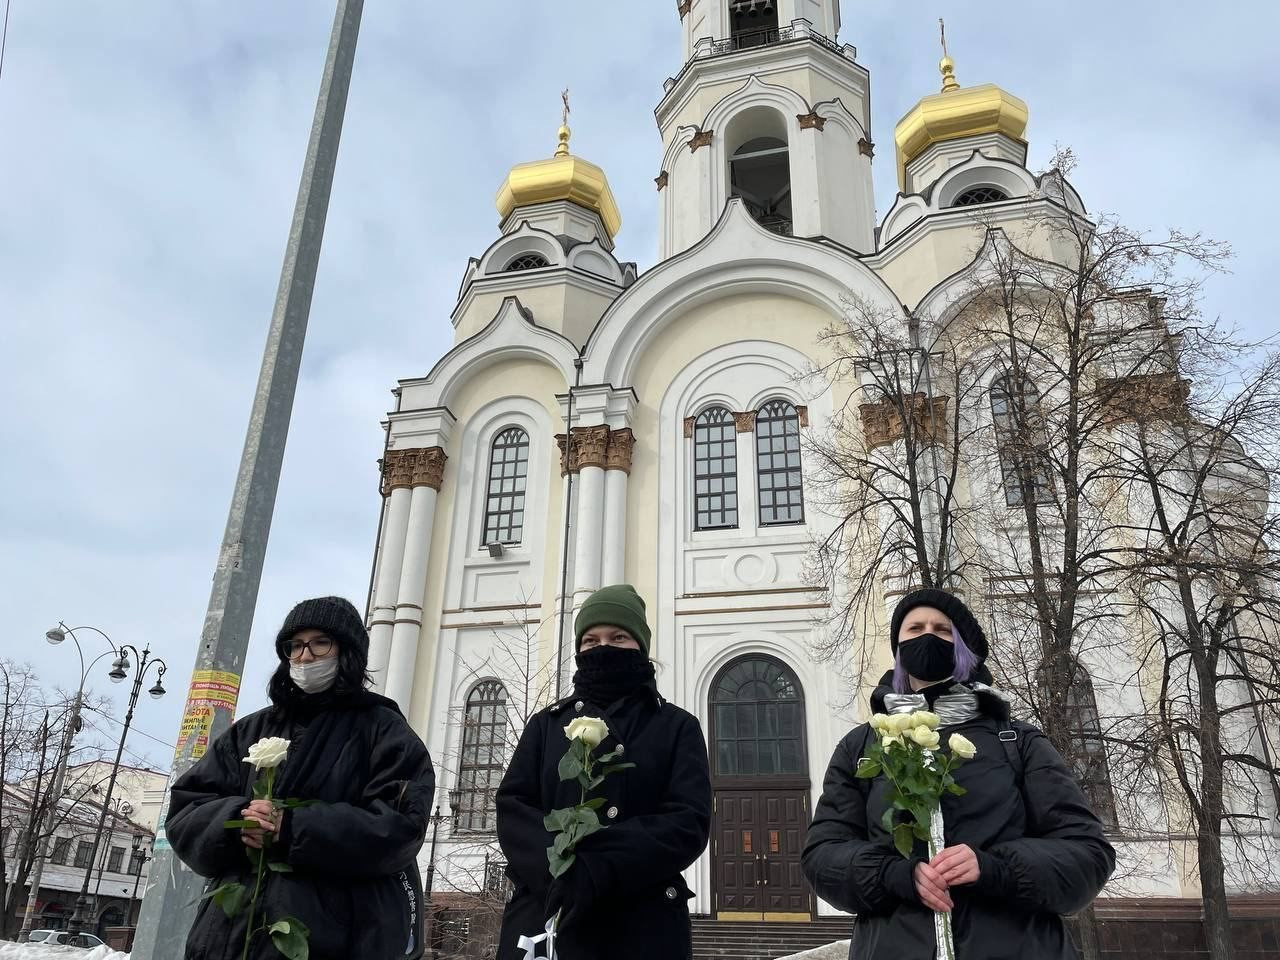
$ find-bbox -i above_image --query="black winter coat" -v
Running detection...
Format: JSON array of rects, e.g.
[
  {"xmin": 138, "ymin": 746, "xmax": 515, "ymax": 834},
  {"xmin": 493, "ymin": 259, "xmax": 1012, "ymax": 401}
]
[
  {"xmin": 802, "ymin": 681, "xmax": 1115, "ymax": 960},
  {"xmin": 495, "ymin": 686, "xmax": 712, "ymax": 960},
  {"xmin": 168, "ymin": 691, "xmax": 435, "ymax": 960}
]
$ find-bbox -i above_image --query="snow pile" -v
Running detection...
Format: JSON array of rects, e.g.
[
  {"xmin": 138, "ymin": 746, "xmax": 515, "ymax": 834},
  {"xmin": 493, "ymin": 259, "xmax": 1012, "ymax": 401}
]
[
  {"xmin": 773, "ymin": 942, "xmax": 851, "ymax": 960},
  {"xmin": 0, "ymin": 944, "xmax": 128, "ymax": 960}
]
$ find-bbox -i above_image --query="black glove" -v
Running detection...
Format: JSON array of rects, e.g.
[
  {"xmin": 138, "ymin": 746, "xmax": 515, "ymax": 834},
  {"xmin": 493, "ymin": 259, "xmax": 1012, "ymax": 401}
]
[{"xmin": 545, "ymin": 858, "xmax": 597, "ymax": 932}]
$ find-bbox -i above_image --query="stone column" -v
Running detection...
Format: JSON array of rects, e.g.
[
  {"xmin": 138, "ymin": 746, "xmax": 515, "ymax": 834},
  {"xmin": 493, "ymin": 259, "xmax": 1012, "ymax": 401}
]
[
  {"xmin": 368, "ymin": 450, "xmax": 416, "ymax": 690},
  {"xmin": 734, "ymin": 411, "xmax": 758, "ymax": 530},
  {"xmin": 384, "ymin": 447, "xmax": 447, "ymax": 713},
  {"xmin": 601, "ymin": 429, "xmax": 635, "ymax": 586},
  {"xmin": 572, "ymin": 425, "xmax": 610, "ymax": 605}
]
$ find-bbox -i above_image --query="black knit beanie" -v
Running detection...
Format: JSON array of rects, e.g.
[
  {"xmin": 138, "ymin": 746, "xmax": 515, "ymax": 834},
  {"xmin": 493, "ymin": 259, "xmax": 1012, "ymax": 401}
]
[
  {"xmin": 275, "ymin": 596, "xmax": 369, "ymax": 659},
  {"xmin": 889, "ymin": 588, "xmax": 988, "ymax": 662}
]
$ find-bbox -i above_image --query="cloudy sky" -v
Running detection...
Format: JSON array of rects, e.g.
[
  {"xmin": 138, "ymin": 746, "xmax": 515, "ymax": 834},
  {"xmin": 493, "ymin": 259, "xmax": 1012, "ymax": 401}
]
[{"xmin": 2, "ymin": 1, "xmax": 1276, "ymax": 770}]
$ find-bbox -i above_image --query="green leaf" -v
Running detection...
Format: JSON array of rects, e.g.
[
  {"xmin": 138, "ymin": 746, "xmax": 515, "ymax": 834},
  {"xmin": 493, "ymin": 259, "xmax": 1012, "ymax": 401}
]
[
  {"xmin": 204, "ymin": 882, "xmax": 247, "ymax": 919},
  {"xmin": 558, "ymin": 751, "xmax": 583, "ymax": 782},
  {"xmin": 270, "ymin": 916, "xmax": 310, "ymax": 960},
  {"xmin": 946, "ymin": 783, "xmax": 967, "ymax": 796},
  {"xmin": 582, "ymin": 797, "xmax": 607, "ymax": 810},
  {"xmin": 600, "ymin": 762, "xmax": 636, "ymax": 777},
  {"xmin": 552, "ymin": 832, "xmax": 573, "ymax": 856},
  {"xmin": 223, "ymin": 819, "xmax": 259, "ymax": 830},
  {"xmin": 595, "ymin": 747, "xmax": 625, "ymax": 763},
  {"xmin": 892, "ymin": 823, "xmax": 915, "ymax": 859},
  {"xmin": 543, "ymin": 808, "xmax": 574, "ymax": 832},
  {"xmin": 572, "ymin": 807, "xmax": 602, "ymax": 830},
  {"xmin": 267, "ymin": 860, "xmax": 294, "ymax": 873},
  {"xmin": 855, "ymin": 759, "xmax": 881, "ymax": 779},
  {"xmin": 548, "ymin": 849, "xmax": 576, "ymax": 878},
  {"xmin": 275, "ymin": 798, "xmax": 317, "ymax": 809},
  {"xmin": 880, "ymin": 806, "xmax": 897, "ymax": 833}
]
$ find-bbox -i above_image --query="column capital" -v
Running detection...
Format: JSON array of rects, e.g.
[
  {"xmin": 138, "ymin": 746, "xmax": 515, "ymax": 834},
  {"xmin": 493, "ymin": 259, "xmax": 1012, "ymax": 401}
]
[
  {"xmin": 734, "ymin": 411, "xmax": 757, "ymax": 433},
  {"xmin": 381, "ymin": 446, "xmax": 448, "ymax": 495},
  {"xmin": 1097, "ymin": 372, "xmax": 1189, "ymax": 425},
  {"xmin": 605, "ymin": 428, "xmax": 636, "ymax": 474},
  {"xmin": 575, "ymin": 424, "xmax": 612, "ymax": 470}
]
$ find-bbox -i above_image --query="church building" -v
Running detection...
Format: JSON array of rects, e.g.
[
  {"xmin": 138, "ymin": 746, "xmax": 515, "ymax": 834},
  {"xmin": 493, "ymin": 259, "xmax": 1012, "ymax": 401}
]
[{"xmin": 359, "ymin": 0, "xmax": 1260, "ymax": 935}]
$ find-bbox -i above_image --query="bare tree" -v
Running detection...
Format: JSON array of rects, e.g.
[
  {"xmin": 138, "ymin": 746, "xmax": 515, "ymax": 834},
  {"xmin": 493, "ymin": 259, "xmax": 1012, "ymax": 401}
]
[{"xmin": 1105, "ymin": 340, "xmax": 1280, "ymax": 960}]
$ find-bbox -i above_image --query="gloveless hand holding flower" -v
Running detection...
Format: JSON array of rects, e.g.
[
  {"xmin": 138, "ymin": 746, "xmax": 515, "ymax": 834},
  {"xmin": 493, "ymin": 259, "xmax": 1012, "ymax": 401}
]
[
  {"xmin": 856, "ymin": 711, "xmax": 977, "ymax": 960},
  {"xmin": 201, "ymin": 736, "xmax": 315, "ymax": 960}
]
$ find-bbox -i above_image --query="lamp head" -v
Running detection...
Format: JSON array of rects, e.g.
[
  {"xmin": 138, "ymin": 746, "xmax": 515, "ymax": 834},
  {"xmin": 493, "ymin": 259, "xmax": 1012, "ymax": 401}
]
[{"xmin": 46, "ymin": 626, "xmax": 67, "ymax": 645}]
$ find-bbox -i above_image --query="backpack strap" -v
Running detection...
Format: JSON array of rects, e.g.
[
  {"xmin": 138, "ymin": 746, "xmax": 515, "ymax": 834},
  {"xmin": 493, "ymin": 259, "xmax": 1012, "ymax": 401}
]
[{"xmin": 998, "ymin": 718, "xmax": 1026, "ymax": 790}]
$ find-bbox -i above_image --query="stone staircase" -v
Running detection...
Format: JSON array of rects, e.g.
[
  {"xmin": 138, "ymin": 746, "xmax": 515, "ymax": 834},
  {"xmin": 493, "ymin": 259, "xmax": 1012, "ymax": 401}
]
[{"xmin": 691, "ymin": 918, "xmax": 851, "ymax": 960}]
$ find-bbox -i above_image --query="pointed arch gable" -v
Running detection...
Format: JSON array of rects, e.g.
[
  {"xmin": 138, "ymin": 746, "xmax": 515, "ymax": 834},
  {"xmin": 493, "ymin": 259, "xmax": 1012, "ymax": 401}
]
[
  {"xmin": 399, "ymin": 296, "xmax": 578, "ymax": 411},
  {"xmin": 581, "ymin": 201, "xmax": 905, "ymax": 387}
]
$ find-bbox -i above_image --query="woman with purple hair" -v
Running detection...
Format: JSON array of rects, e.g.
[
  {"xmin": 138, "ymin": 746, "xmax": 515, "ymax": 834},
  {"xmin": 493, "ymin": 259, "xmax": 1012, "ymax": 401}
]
[{"xmin": 802, "ymin": 588, "xmax": 1115, "ymax": 960}]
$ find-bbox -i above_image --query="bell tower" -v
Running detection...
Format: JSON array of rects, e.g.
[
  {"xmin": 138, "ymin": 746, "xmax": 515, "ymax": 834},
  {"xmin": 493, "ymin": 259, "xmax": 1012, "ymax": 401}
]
[{"xmin": 656, "ymin": 0, "xmax": 874, "ymax": 257}]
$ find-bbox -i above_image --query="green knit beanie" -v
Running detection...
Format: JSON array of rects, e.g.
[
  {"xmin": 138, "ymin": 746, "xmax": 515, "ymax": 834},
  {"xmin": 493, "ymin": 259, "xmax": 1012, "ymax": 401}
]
[{"xmin": 575, "ymin": 584, "xmax": 651, "ymax": 655}]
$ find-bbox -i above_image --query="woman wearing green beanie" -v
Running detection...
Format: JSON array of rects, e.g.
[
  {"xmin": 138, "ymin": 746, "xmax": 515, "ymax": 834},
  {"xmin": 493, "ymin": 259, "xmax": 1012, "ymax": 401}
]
[{"xmin": 496, "ymin": 584, "xmax": 712, "ymax": 960}]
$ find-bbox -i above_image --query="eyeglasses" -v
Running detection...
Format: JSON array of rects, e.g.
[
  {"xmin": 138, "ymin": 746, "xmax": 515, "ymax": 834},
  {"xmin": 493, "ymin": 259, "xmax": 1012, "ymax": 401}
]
[{"xmin": 284, "ymin": 636, "xmax": 336, "ymax": 662}]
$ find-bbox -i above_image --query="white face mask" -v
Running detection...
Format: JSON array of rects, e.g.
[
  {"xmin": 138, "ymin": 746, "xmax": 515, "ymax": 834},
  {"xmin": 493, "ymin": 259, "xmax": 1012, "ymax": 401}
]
[{"xmin": 289, "ymin": 657, "xmax": 339, "ymax": 694}]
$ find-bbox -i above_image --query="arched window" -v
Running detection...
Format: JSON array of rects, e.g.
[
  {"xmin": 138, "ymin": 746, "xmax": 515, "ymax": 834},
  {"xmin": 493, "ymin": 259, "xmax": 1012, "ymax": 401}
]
[
  {"xmin": 710, "ymin": 656, "xmax": 806, "ymax": 778},
  {"xmin": 756, "ymin": 399, "xmax": 804, "ymax": 525},
  {"xmin": 990, "ymin": 374, "xmax": 1053, "ymax": 507},
  {"xmin": 455, "ymin": 679, "xmax": 510, "ymax": 833},
  {"xmin": 482, "ymin": 427, "xmax": 529, "ymax": 546},
  {"xmin": 1040, "ymin": 660, "xmax": 1117, "ymax": 829},
  {"xmin": 505, "ymin": 253, "xmax": 550, "ymax": 271},
  {"xmin": 952, "ymin": 185, "xmax": 1010, "ymax": 207},
  {"xmin": 693, "ymin": 407, "xmax": 738, "ymax": 530},
  {"xmin": 730, "ymin": 136, "xmax": 792, "ymax": 235},
  {"xmin": 729, "ymin": 0, "xmax": 779, "ymax": 49}
]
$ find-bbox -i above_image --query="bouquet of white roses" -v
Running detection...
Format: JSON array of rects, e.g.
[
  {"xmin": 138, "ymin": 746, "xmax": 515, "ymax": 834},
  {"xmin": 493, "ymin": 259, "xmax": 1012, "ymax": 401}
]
[
  {"xmin": 202, "ymin": 736, "xmax": 314, "ymax": 960},
  {"xmin": 855, "ymin": 711, "xmax": 977, "ymax": 960},
  {"xmin": 517, "ymin": 716, "xmax": 634, "ymax": 960}
]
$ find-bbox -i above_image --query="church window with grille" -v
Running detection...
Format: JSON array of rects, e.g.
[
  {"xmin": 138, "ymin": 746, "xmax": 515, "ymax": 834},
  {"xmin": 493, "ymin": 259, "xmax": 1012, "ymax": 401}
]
[
  {"xmin": 505, "ymin": 253, "xmax": 550, "ymax": 271},
  {"xmin": 710, "ymin": 656, "xmax": 806, "ymax": 778},
  {"xmin": 1041, "ymin": 659, "xmax": 1117, "ymax": 829},
  {"xmin": 990, "ymin": 374, "xmax": 1054, "ymax": 507},
  {"xmin": 952, "ymin": 185, "xmax": 1010, "ymax": 207},
  {"xmin": 693, "ymin": 407, "xmax": 738, "ymax": 530},
  {"xmin": 482, "ymin": 428, "xmax": 529, "ymax": 546},
  {"xmin": 455, "ymin": 679, "xmax": 510, "ymax": 833},
  {"xmin": 755, "ymin": 399, "xmax": 804, "ymax": 525}
]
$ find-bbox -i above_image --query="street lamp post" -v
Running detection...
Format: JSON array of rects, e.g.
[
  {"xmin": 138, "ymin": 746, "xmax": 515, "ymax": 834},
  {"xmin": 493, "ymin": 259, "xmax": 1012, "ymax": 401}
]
[
  {"xmin": 126, "ymin": 833, "xmax": 151, "ymax": 944},
  {"xmin": 18, "ymin": 624, "xmax": 119, "ymax": 940},
  {"xmin": 67, "ymin": 643, "xmax": 167, "ymax": 938},
  {"xmin": 423, "ymin": 789, "xmax": 459, "ymax": 959}
]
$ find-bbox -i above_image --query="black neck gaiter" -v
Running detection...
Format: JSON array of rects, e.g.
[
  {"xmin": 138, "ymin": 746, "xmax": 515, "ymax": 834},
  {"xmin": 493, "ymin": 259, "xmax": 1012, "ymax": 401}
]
[{"xmin": 572, "ymin": 647, "xmax": 655, "ymax": 706}]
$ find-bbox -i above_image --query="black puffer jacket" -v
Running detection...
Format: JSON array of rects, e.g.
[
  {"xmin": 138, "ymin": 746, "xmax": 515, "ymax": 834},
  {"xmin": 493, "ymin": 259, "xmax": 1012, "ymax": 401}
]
[
  {"xmin": 495, "ymin": 685, "xmax": 712, "ymax": 960},
  {"xmin": 168, "ymin": 690, "xmax": 435, "ymax": 960},
  {"xmin": 802, "ymin": 674, "xmax": 1115, "ymax": 960}
]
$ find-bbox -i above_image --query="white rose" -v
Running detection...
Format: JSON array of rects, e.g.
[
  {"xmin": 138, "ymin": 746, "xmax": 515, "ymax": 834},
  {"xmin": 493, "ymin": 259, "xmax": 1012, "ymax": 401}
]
[
  {"xmin": 948, "ymin": 733, "xmax": 977, "ymax": 760},
  {"xmin": 889, "ymin": 713, "xmax": 917, "ymax": 734},
  {"xmin": 910, "ymin": 725, "xmax": 941, "ymax": 750},
  {"xmin": 910, "ymin": 711, "xmax": 941, "ymax": 731},
  {"xmin": 881, "ymin": 734, "xmax": 903, "ymax": 751},
  {"xmin": 869, "ymin": 714, "xmax": 891, "ymax": 735},
  {"xmin": 564, "ymin": 716, "xmax": 609, "ymax": 750},
  {"xmin": 243, "ymin": 736, "xmax": 290, "ymax": 770}
]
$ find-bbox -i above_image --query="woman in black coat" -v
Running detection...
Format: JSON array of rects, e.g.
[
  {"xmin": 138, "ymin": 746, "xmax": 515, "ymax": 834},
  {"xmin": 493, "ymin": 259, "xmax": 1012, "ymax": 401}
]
[
  {"xmin": 802, "ymin": 588, "xmax": 1116, "ymax": 960},
  {"xmin": 167, "ymin": 596, "xmax": 436, "ymax": 960},
  {"xmin": 496, "ymin": 584, "xmax": 712, "ymax": 960}
]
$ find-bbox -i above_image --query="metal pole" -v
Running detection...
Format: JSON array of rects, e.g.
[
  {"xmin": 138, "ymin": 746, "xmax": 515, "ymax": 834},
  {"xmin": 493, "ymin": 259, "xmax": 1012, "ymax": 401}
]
[
  {"xmin": 18, "ymin": 693, "xmax": 83, "ymax": 938},
  {"xmin": 133, "ymin": 3, "xmax": 364, "ymax": 956},
  {"xmin": 68, "ymin": 654, "xmax": 147, "ymax": 937}
]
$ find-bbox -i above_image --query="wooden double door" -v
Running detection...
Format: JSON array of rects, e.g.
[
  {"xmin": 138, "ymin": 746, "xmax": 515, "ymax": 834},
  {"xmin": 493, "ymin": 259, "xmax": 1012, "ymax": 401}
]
[{"xmin": 713, "ymin": 787, "xmax": 813, "ymax": 920}]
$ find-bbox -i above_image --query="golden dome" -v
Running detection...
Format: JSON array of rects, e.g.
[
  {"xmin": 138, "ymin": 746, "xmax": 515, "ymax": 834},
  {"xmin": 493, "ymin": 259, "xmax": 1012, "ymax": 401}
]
[
  {"xmin": 495, "ymin": 124, "xmax": 622, "ymax": 239},
  {"xmin": 893, "ymin": 52, "xmax": 1028, "ymax": 190}
]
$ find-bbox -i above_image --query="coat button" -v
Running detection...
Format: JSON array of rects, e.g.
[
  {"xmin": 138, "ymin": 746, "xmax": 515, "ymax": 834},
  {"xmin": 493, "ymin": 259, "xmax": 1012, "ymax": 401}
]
[
  {"xmin": 574, "ymin": 700, "xmax": 584, "ymax": 712},
  {"xmin": 664, "ymin": 886, "xmax": 677, "ymax": 900},
  {"xmin": 616, "ymin": 744, "xmax": 625, "ymax": 755},
  {"xmin": 606, "ymin": 806, "xmax": 618, "ymax": 820}
]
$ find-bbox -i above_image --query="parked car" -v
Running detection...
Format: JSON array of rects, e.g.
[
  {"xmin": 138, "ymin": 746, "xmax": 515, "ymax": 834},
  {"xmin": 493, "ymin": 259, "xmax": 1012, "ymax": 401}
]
[{"xmin": 24, "ymin": 929, "xmax": 105, "ymax": 948}]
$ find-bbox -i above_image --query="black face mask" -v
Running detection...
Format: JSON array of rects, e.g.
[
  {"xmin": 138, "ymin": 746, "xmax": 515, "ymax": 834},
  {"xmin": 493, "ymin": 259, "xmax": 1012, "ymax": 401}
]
[
  {"xmin": 898, "ymin": 633, "xmax": 956, "ymax": 683},
  {"xmin": 572, "ymin": 646, "xmax": 654, "ymax": 706}
]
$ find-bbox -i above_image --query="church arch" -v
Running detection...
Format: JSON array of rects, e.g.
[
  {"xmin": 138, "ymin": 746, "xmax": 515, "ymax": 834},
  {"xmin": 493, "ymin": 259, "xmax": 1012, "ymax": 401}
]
[{"xmin": 725, "ymin": 107, "xmax": 793, "ymax": 236}]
